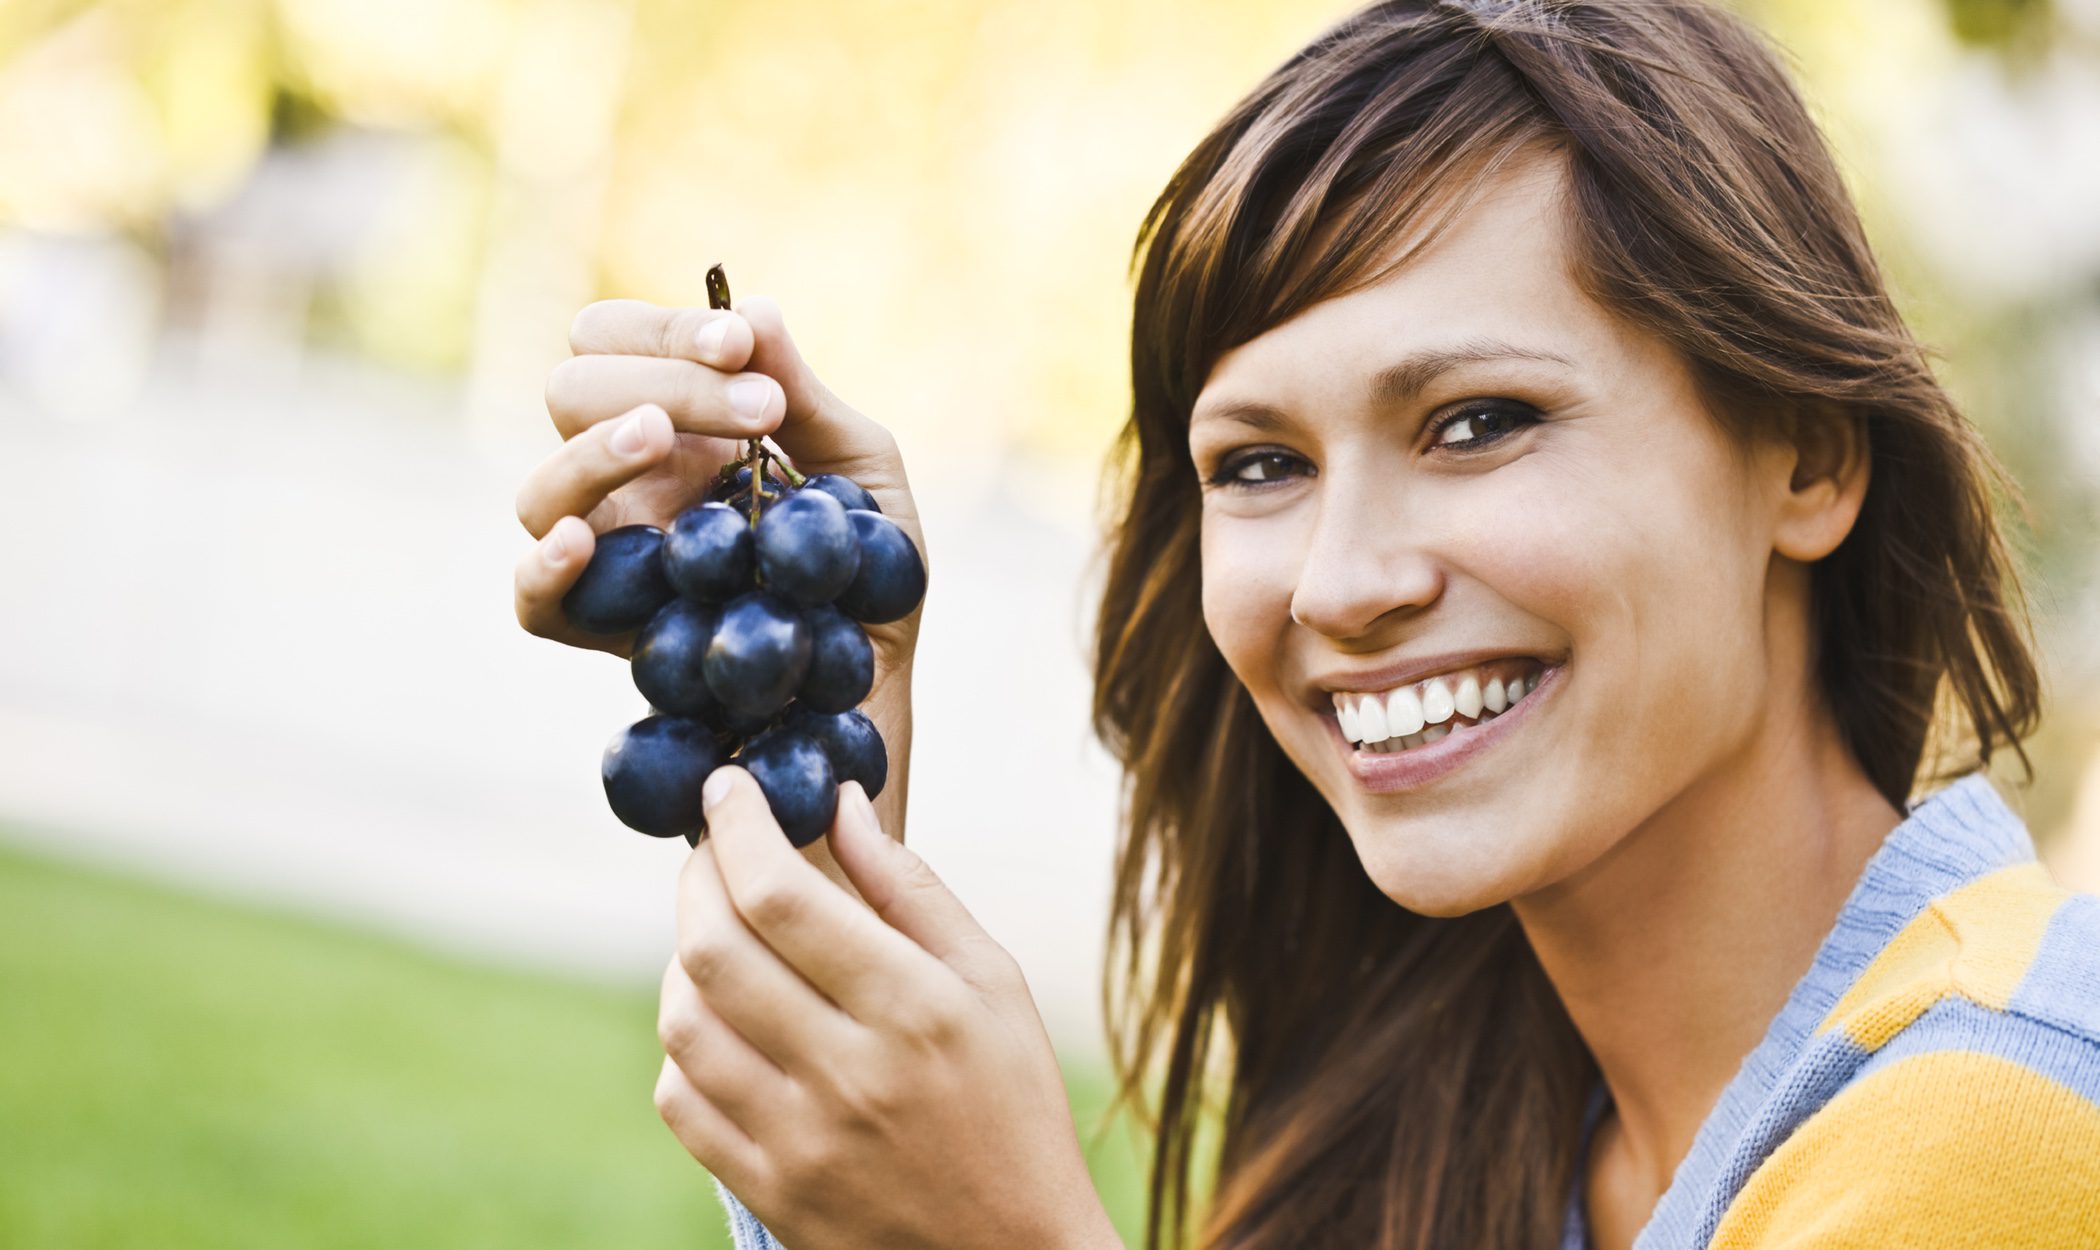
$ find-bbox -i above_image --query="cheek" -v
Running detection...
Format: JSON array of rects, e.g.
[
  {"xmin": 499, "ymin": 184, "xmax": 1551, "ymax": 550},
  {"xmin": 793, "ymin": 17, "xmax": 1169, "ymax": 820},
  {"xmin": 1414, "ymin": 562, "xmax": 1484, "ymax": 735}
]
[
  {"xmin": 1477, "ymin": 428, "xmax": 1760, "ymax": 628},
  {"xmin": 1489, "ymin": 435, "xmax": 1771, "ymax": 777},
  {"xmin": 1199, "ymin": 510, "xmax": 1303, "ymax": 687}
]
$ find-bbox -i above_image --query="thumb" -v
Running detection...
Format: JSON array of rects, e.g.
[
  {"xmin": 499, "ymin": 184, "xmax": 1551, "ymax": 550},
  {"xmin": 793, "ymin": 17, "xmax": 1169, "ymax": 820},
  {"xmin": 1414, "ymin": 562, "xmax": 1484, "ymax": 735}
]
[
  {"xmin": 734, "ymin": 295, "xmax": 903, "ymax": 489},
  {"xmin": 828, "ymin": 782, "xmax": 1022, "ymax": 1002}
]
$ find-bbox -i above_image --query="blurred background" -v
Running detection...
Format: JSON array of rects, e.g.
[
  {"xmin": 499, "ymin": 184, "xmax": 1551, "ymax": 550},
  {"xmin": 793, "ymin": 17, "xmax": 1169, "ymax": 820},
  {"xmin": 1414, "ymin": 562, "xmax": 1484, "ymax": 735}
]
[{"xmin": 3, "ymin": 0, "xmax": 2099, "ymax": 1244}]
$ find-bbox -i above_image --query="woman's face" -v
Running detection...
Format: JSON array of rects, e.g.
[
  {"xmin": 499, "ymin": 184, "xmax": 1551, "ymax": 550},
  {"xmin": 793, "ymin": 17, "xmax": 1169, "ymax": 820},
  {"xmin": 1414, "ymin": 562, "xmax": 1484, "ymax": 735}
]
[{"xmin": 1190, "ymin": 153, "xmax": 1807, "ymax": 916}]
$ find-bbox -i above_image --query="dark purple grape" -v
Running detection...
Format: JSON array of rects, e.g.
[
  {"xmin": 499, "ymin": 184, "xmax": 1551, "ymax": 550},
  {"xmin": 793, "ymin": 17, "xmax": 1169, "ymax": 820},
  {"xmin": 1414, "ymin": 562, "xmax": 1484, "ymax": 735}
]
[
  {"xmin": 836, "ymin": 511, "xmax": 926, "ymax": 624},
  {"xmin": 562, "ymin": 525, "xmax": 675, "ymax": 634},
  {"xmin": 802, "ymin": 473, "xmax": 880, "ymax": 514},
  {"xmin": 631, "ymin": 600, "xmax": 721, "ymax": 720},
  {"xmin": 797, "ymin": 604, "xmax": 875, "ymax": 713},
  {"xmin": 754, "ymin": 489, "xmax": 860, "ymax": 606},
  {"xmin": 739, "ymin": 728, "xmax": 837, "ymax": 846},
  {"xmin": 714, "ymin": 702, "xmax": 775, "ymax": 736},
  {"xmin": 602, "ymin": 715, "xmax": 725, "ymax": 838},
  {"xmin": 786, "ymin": 707, "xmax": 888, "ymax": 799},
  {"xmin": 702, "ymin": 591, "xmax": 811, "ymax": 719},
  {"xmin": 664, "ymin": 502, "xmax": 755, "ymax": 602}
]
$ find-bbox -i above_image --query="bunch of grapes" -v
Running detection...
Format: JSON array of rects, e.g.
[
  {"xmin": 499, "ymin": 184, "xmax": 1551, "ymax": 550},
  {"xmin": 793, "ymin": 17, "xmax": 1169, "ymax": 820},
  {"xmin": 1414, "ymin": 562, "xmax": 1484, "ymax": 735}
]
[{"xmin": 561, "ymin": 267, "xmax": 924, "ymax": 848}]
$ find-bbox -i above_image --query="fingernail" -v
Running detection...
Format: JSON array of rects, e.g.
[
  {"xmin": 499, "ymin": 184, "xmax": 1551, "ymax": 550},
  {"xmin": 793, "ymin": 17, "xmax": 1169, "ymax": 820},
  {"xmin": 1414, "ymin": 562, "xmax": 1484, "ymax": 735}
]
[
  {"xmin": 694, "ymin": 318, "xmax": 729, "ymax": 362},
  {"xmin": 702, "ymin": 767, "xmax": 737, "ymax": 810},
  {"xmin": 610, "ymin": 409, "xmax": 649, "ymax": 456},
  {"xmin": 727, "ymin": 378, "xmax": 774, "ymax": 424},
  {"xmin": 539, "ymin": 523, "xmax": 573, "ymax": 566}
]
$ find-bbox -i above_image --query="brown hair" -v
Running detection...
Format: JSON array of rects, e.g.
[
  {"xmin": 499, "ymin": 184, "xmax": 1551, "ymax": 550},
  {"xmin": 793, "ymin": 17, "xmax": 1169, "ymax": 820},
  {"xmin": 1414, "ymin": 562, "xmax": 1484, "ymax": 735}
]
[{"xmin": 1091, "ymin": 2, "xmax": 2044, "ymax": 1247}]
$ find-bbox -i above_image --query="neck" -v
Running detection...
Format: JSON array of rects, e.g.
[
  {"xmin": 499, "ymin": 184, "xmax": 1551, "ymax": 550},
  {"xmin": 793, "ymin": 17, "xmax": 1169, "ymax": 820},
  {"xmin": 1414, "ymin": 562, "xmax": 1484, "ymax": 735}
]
[{"xmin": 1509, "ymin": 696, "xmax": 1901, "ymax": 1204}]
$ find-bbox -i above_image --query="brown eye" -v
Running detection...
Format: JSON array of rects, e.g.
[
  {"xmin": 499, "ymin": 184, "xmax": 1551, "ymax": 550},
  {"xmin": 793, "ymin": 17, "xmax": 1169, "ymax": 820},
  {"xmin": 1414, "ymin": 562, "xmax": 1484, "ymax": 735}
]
[
  {"xmin": 1209, "ymin": 449, "xmax": 1311, "ymax": 489},
  {"xmin": 1429, "ymin": 401, "xmax": 1539, "ymax": 450},
  {"xmin": 1237, "ymin": 453, "xmax": 1297, "ymax": 482}
]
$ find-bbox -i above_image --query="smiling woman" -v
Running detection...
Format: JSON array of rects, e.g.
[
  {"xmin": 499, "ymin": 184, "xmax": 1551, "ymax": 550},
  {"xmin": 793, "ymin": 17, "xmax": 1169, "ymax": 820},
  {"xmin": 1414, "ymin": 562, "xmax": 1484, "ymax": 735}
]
[
  {"xmin": 1185, "ymin": 145, "xmax": 1831, "ymax": 904},
  {"xmin": 1093, "ymin": 1, "xmax": 2099, "ymax": 1249},
  {"xmin": 512, "ymin": 1, "xmax": 2099, "ymax": 1247}
]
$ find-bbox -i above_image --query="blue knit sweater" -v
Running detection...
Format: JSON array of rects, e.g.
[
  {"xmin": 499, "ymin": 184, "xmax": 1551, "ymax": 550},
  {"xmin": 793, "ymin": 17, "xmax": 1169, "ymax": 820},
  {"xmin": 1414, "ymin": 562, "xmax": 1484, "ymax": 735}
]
[
  {"xmin": 713, "ymin": 773, "xmax": 2100, "ymax": 1248},
  {"xmin": 1559, "ymin": 771, "xmax": 2100, "ymax": 1247}
]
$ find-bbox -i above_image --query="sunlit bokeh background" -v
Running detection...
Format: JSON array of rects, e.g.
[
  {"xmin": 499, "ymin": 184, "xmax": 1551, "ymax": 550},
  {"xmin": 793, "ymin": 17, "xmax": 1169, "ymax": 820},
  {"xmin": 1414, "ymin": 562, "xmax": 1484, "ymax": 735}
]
[{"xmin": 4, "ymin": 0, "xmax": 2099, "ymax": 1244}]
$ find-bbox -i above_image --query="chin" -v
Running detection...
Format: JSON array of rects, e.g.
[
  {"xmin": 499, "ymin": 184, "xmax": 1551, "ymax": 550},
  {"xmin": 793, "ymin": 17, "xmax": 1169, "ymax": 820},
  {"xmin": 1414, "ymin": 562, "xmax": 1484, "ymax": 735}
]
[{"xmin": 1343, "ymin": 819, "xmax": 1532, "ymax": 918}]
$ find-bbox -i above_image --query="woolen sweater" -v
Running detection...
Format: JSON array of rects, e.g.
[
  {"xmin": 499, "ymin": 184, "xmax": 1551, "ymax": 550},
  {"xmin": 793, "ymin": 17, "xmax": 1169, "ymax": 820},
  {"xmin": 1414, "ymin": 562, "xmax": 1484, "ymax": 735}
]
[
  {"xmin": 1561, "ymin": 771, "xmax": 2100, "ymax": 1248},
  {"xmin": 714, "ymin": 772, "xmax": 2100, "ymax": 1248}
]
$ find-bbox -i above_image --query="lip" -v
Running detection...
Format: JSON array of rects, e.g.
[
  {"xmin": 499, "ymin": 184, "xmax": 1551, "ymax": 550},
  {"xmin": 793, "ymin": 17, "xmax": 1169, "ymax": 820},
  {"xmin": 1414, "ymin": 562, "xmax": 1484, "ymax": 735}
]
[
  {"xmin": 1334, "ymin": 661, "xmax": 1564, "ymax": 794},
  {"xmin": 1310, "ymin": 647, "xmax": 1564, "ymax": 704}
]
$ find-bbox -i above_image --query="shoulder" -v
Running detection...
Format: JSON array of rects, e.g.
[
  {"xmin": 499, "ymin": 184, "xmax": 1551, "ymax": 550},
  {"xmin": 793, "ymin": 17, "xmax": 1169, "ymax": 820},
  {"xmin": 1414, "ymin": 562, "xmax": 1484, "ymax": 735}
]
[
  {"xmin": 1710, "ymin": 864, "xmax": 2100, "ymax": 1248},
  {"xmin": 1709, "ymin": 1040, "xmax": 2100, "ymax": 1248},
  {"xmin": 1817, "ymin": 860, "xmax": 2100, "ymax": 1052}
]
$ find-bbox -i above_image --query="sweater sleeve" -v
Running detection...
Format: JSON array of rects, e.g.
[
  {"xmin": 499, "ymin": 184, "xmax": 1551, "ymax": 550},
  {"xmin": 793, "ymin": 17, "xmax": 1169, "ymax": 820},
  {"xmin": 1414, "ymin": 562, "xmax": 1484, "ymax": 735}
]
[
  {"xmin": 1708, "ymin": 1047, "xmax": 2100, "ymax": 1248},
  {"xmin": 715, "ymin": 1177, "xmax": 789, "ymax": 1250}
]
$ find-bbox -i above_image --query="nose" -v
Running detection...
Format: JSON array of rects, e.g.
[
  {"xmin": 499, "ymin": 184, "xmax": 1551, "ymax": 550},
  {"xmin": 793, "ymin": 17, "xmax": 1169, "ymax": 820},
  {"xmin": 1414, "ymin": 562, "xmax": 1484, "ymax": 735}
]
[{"xmin": 1288, "ymin": 471, "xmax": 1444, "ymax": 640}]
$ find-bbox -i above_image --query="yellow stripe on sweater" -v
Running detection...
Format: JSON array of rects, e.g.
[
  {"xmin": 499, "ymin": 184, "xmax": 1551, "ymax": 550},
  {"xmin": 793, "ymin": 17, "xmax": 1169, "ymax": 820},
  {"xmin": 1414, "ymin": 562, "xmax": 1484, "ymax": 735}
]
[
  {"xmin": 1816, "ymin": 862, "xmax": 2066, "ymax": 1051},
  {"xmin": 1710, "ymin": 1049, "xmax": 2100, "ymax": 1248}
]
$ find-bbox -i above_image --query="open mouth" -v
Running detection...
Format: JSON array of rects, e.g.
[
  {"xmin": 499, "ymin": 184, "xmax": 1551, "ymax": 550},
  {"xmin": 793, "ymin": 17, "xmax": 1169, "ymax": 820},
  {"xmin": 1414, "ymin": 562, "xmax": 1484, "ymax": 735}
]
[{"xmin": 1330, "ymin": 656, "xmax": 1549, "ymax": 755}]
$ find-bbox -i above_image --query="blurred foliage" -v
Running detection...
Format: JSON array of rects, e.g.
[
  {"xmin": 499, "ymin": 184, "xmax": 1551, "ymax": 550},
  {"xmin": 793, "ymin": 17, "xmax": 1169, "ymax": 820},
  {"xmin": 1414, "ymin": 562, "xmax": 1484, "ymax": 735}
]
[
  {"xmin": 0, "ymin": 1, "xmax": 2089, "ymax": 471},
  {"xmin": 1943, "ymin": 0, "xmax": 2052, "ymax": 48},
  {"xmin": 0, "ymin": 0, "xmax": 1371, "ymax": 427},
  {"xmin": 0, "ymin": 839, "xmax": 1151, "ymax": 1247}
]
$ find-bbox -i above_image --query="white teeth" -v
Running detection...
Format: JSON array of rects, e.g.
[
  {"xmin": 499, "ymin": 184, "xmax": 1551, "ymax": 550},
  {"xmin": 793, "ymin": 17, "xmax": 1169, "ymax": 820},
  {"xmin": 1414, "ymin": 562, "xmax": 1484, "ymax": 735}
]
[
  {"xmin": 1357, "ymin": 693, "xmax": 1391, "ymax": 743},
  {"xmin": 1454, "ymin": 674, "xmax": 1483, "ymax": 719},
  {"xmin": 1421, "ymin": 678, "xmax": 1455, "ymax": 725},
  {"xmin": 1385, "ymin": 685, "xmax": 1425, "ymax": 736},
  {"xmin": 1338, "ymin": 662, "xmax": 1552, "ymax": 754}
]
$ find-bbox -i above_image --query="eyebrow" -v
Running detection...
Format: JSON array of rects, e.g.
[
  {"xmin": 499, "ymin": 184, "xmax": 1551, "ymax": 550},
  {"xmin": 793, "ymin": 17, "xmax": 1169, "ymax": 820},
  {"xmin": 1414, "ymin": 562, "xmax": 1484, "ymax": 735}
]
[{"xmin": 1190, "ymin": 339, "xmax": 1575, "ymax": 430}]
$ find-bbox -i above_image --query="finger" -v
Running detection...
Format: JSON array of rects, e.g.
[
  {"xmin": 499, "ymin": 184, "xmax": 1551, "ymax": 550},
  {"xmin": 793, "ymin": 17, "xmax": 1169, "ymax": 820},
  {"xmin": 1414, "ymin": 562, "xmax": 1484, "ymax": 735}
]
[
  {"xmin": 826, "ymin": 782, "xmax": 1028, "ymax": 1007},
  {"xmin": 570, "ymin": 300, "xmax": 757, "ymax": 373},
  {"xmin": 653, "ymin": 1054, "xmax": 770, "ymax": 1194},
  {"xmin": 699, "ymin": 767, "xmax": 957, "ymax": 1029},
  {"xmin": 544, "ymin": 355, "xmax": 784, "ymax": 442},
  {"xmin": 658, "ymin": 956, "xmax": 793, "ymax": 1132},
  {"xmin": 515, "ymin": 403, "xmax": 674, "ymax": 538},
  {"xmin": 737, "ymin": 295, "xmax": 909, "ymax": 492},
  {"xmin": 675, "ymin": 833, "xmax": 865, "ymax": 1075},
  {"xmin": 511, "ymin": 518, "xmax": 632, "ymax": 656},
  {"xmin": 513, "ymin": 516, "xmax": 591, "ymax": 636}
]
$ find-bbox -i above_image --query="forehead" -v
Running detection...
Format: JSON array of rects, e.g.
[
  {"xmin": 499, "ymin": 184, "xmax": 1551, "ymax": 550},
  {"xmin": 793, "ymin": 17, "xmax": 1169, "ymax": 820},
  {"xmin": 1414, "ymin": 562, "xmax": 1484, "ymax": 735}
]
[{"xmin": 1193, "ymin": 152, "xmax": 1618, "ymax": 416}]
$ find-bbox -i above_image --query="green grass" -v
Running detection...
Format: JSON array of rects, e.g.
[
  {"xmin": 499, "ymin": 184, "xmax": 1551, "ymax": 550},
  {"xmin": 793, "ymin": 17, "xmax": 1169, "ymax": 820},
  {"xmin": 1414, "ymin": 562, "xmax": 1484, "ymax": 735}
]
[{"xmin": 0, "ymin": 842, "xmax": 1151, "ymax": 1248}]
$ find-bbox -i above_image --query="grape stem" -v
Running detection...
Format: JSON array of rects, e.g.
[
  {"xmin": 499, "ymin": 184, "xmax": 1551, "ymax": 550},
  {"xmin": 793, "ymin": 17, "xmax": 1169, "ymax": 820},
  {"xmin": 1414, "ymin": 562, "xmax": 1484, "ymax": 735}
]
[{"xmin": 702, "ymin": 263, "xmax": 805, "ymax": 513}]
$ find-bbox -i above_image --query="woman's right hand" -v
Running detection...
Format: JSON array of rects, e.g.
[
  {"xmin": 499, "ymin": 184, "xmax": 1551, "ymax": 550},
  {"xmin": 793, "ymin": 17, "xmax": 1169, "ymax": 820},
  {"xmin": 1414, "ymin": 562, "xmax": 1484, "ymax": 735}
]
[{"xmin": 511, "ymin": 295, "xmax": 925, "ymax": 843}]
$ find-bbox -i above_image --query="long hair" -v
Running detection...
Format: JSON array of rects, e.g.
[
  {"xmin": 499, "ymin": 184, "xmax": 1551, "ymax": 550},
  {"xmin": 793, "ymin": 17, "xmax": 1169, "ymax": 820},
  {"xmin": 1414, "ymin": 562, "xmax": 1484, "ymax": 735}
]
[{"xmin": 1091, "ymin": 3, "xmax": 2044, "ymax": 1247}]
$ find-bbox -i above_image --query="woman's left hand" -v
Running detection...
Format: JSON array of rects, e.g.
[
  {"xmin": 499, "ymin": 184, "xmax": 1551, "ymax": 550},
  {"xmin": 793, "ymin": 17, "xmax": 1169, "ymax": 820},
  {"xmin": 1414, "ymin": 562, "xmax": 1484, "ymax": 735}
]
[{"xmin": 653, "ymin": 770, "xmax": 1121, "ymax": 1250}]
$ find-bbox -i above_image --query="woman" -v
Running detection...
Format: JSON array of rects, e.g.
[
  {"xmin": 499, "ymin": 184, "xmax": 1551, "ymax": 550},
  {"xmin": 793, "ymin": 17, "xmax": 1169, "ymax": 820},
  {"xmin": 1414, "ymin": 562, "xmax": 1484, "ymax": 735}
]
[{"xmin": 511, "ymin": 1, "xmax": 2100, "ymax": 1247}]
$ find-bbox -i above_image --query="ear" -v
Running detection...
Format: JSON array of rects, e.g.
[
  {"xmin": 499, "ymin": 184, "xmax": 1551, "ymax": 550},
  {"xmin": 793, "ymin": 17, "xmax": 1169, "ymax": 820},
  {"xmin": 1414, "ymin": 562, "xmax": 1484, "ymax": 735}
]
[{"xmin": 1767, "ymin": 403, "xmax": 1872, "ymax": 563}]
